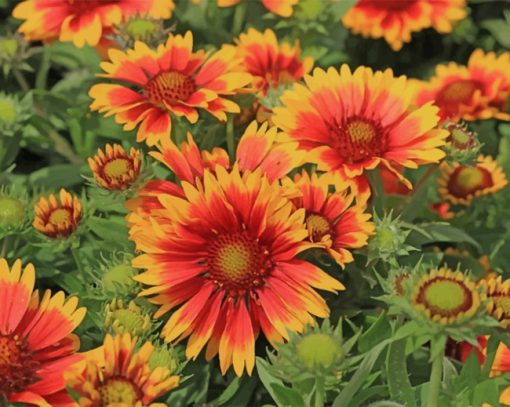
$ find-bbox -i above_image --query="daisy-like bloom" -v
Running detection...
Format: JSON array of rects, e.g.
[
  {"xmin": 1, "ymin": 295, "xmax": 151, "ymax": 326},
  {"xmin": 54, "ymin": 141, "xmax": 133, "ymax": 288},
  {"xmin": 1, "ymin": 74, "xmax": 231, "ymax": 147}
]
[
  {"xmin": 66, "ymin": 333, "xmax": 179, "ymax": 406},
  {"xmin": 33, "ymin": 188, "xmax": 82, "ymax": 238},
  {"xmin": 218, "ymin": 0, "xmax": 298, "ymax": 17},
  {"xmin": 13, "ymin": 0, "xmax": 175, "ymax": 48},
  {"xmin": 478, "ymin": 276, "xmax": 510, "ymax": 329},
  {"xmin": 342, "ymin": 0, "xmax": 466, "ymax": 51},
  {"xmin": 283, "ymin": 171, "xmax": 374, "ymax": 267},
  {"xmin": 438, "ymin": 155, "xmax": 508, "ymax": 206},
  {"xmin": 88, "ymin": 144, "xmax": 142, "ymax": 191},
  {"xmin": 89, "ymin": 32, "xmax": 252, "ymax": 146},
  {"xmin": 0, "ymin": 258, "xmax": 86, "ymax": 406},
  {"xmin": 236, "ymin": 28, "xmax": 313, "ymax": 96},
  {"xmin": 412, "ymin": 267, "xmax": 481, "ymax": 326},
  {"xmin": 129, "ymin": 165, "xmax": 344, "ymax": 376},
  {"xmin": 416, "ymin": 49, "xmax": 510, "ymax": 122},
  {"xmin": 272, "ymin": 65, "xmax": 448, "ymax": 188}
]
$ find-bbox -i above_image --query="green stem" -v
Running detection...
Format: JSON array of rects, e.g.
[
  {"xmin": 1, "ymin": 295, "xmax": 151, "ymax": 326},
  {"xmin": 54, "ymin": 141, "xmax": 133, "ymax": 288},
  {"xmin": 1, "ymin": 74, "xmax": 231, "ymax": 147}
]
[
  {"xmin": 71, "ymin": 246, "xmax": 85, "ymax": 279},
  {"xmin": 231, "ymin": 1, "xmax": 248, "ymax": 35},
  {"xmin": 366, "ymin": 170, "xmax": 384, "ymax": 216},
  {"xmin": 226, "ymin": 115, "xmax": 235, "ymax": 161},
  {"xmin": 12, "ymin": 68, "xmax": 30, "ymax": 92},
  {"xmin": 482, "ymin": 336, "xmax": 500, "ymax": 377},
  {"xmin": 36, "ymin": 45, "xmax": 52, "ymax": 90},
  {"xmin": 427, "ymin": 343, "xmax": 444, "ymax": 407},
  {"xmin": 0, "ymin": 237, "xmax": 9, "ymax": 258},
  {"xmin": 314, "ymin": 375, "xmax": 325, "ymax": 407},
  {"xmin": 47, "ymin": 128, "xmax": 83, "ymax": 164},
  {"xmin": 413, "ymin": 164, "xmax": 438, "ymax": 193}
]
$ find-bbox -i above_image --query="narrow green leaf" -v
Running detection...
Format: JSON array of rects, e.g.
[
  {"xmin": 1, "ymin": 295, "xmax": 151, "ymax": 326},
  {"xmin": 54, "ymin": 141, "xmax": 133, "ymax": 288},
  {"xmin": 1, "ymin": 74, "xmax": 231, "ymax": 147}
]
[{"xmin": 387, "ymin": 338, "xmax": 417, "ymax": 407}]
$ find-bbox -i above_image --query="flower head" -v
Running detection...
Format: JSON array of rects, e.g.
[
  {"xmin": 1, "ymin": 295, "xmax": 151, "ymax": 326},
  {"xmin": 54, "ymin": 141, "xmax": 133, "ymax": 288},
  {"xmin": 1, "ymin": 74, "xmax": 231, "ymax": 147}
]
[
  {"xmin": 0, "ymin": 187, "xmax": 28, "ymax": 236},
  {"xmin": 273, "ymin": 65, "xmax": 448, "ymax": 188},
  {"xmin": 13, "ymin": 0, "xmax": 175, "ymax": 47},
  {"xmin": 415, "ymin": 49, "xmax": 510, "ymax": 122},
  {"xmin": 33, "ymin": 189, "xmax": 82, "ymax": 238},
  {"xmin": 443, "ymin": 121, "xmax": 481, "ymax": 164},
  {"xmin": 236, "ymin": 28, "xmax": 313, "ymax": 96},
  {"xmin": 102, "ymin": 262, "xmax": 138, "ymax": 296},
  {"xmin": 412, "ymin": 267, "xmax": 481, "ymax": 326},
  {"xmin": 479, "ymin": 276, "xmax": 510, "ymax": 329},
  {"xmin": 89, "ymin": 32, "xmax": 252, "ymax": 146},
  {"xmin": 88, "ymin": 143, "xmax": 142, "ymax": 191},
  {"xmin": 342, "ymin": 0, "xmax": 466, "ymax": 51},
  {"xmin": 283, "ymin": 171, "xmax": 374, "ymax": 267},
  {"xmin": 66, "ymin": 333, "xmax": 180, "ymax": 406},
  {"xmin": 0, "ymin": 258, "xmax": 85, "ymax": 405},
  {"xmin": 129, "ymin": 166, "xmax": 343, "ymax": 376},
  {"xmin": 438, "ymin": 155, "xmax": 508, "ymax": 206},
  {"xmin": 0, "ymin": 92, "xmax": 32, "ymax": 137},
  {"xmin": 105, "ymin": 299, "xmax": 152, "ymax": 337}
]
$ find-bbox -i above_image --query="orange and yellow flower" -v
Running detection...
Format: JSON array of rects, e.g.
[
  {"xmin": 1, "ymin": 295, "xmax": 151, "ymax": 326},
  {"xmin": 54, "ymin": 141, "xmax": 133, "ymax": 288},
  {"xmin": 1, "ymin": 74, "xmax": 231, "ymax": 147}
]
[
  {"xmin": 478, "ymin": 276, "xmax": 510, "ymax": 329},
  {"xmin": 88, "ymin": 143, "xmax": 142, "ymax": 191},
  {"xmin": 342, "ymin": 0, "xmax": 466, "ymax": 51},
  {"xmin": 416, "ymin": 49, "xmax": 510, "ymax": 122},
  {"xmin": 66, "ymin": 333, "xmax": 179, "ymax": 406},
  {"xmin": 13, "ymin": 0, "xmax": 175, "ymax": 48},
  {"xmin": 283, "ymin": 171, "xmax": 374, "ymax": 267},
  {"xmin": 236, "ymin": 28, "xmax": 313, "ymax": 96},
  {"xmin": 128, "ymin": 165, "xmax": 344, "ymax": 376},
  {"xmin": 0, "ymin": 258, "xmax": 85, "ymax": 406},
  {"xmin": 33, "ymin": 188, "xmax": 82, "ymax": 238},
  {"xmin": 89, "ymin": 32, "xmax": 252, "ymax": 146},
  {"xmin": 438, "ymin": 155, "xmax": 508, "ymax": 206},
  {"xmin": 272, "ymin": 65, "xmax": 448, "ymax": 188},
  {"xmin": 218, "ymin": 0, "xmax": 298, "ymax": 17}
]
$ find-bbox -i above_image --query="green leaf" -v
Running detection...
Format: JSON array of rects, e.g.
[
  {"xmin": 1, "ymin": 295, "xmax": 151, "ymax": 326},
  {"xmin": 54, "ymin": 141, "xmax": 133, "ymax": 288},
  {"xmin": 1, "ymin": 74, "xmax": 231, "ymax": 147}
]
[
  {"xmin": 87, "ymin": 216, "xmax": 129, "ymax": 244},
  {"xmin": 28, "ymin": 163, "xmax": 84, "ymax": 188},
  {"xmin": 358, "ymin": 312, "xmax": 391, "ymax": 353},
  {"xmin": 387, "ymin": 338, "xmax": 417, "ymax": 407},
  {"xmin": 414, "ymin": 223, "xmax": 481, "ymax": 250},
  {"xmin": 332, "ymin": 339, "xmax": 391, "ymax": 407},
  {"xmin": 256, "ymin": 357, "xmax": 306, "ymax": 407}
]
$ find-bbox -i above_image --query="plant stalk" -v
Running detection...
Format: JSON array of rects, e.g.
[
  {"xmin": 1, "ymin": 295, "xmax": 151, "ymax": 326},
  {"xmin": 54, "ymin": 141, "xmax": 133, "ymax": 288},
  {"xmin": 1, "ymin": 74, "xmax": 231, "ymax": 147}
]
[
  {"xmin": 12, "ymin": 68, "xmax": 30, "ymax": 92},
  {"xmin": 226, "ymin": 115, "xmax": 235, "ymax": 161},
  {"xmin": 314, "ymin": 375, "xmax": 325, "ymax": 407},
  {"xmin": 427, "ymin": 344, "xmax": 444, "ymax": 407}
]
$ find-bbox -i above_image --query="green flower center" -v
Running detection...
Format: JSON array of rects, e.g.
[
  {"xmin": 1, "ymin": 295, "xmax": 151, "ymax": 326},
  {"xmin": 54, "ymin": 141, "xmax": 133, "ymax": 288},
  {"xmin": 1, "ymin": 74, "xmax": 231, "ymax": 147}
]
[
  {"xmin": 0, "ymin": 98, "xmax": 17, "ymax": 125},
  {"xmin": 110, "ymin": 308, "xmax": 146, "ymax": 335},
  {"xmin": 99, "ymin": 378, "xmax": 140, "ymax": 405},
  {"xmin": 296, "ymin": 333, "xmax": 343, "ymax": 370},
  {"xmin": 451, "ymin": 129, "xmax": 470, "ymax": 146},
  {"xmin": 149, "ymin": 347, "xmax": 179, "ymax": 374},
  {"xmin": 103, "ymin": 264, "xmax": 136, "ymax": 294},
  {"xmin": 49, "ymin": 208, "xmax": 72, "ymax": 227},
  {"xmin": 125, "ymin": 18, "xmax": 159, "ymax": 41},
  {"xmin": 0, "ymin": 196, "xmax": 25, "ymax": 228},
  {"xmin": 104, "ymin": 158, "xmax": 131, "ymax": 179},
  {"xmin": 448, "ymin": 165, "xmax": 493, "ymax": 198},
  {"xmin": 0, "ymin": 38, "xmax": 18, "ymax": 58}
]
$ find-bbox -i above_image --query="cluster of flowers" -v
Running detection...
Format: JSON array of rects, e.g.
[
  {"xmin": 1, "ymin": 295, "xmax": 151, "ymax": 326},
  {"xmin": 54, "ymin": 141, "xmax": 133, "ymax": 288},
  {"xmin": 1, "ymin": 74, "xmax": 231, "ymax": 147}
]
[{"xmin": 1, "ymin": 0, "xmax": 510, "ymax": 405}]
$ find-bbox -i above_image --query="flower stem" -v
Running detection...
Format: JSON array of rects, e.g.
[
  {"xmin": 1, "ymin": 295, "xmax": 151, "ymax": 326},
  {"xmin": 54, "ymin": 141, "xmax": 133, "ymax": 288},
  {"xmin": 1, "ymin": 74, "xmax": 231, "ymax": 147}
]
[
  {"xmin": 12, "ymin": 68, "xmax": 30, "ymax": 92},
  {"xmin": 0, "ymin": 237, "xmax": 9, "ymax": 258},
  {"xmin": 36, "ymin": 45, "xmax": 51, "ymax": 90},
  {"xmin": 226, "ymin": 114, "xmax": 235, "ymax": 161},
  {"xmin": 71, "ymin": 246, "xmax": 85, "ymax": 279},
  {"xmin": 427, "ymin": 343, "xmax": 444, "ymax": 407},
  {"xmin": 414, "ymin": 164, "xmax": 438, "ymax": 193},
  {"xmin": 314, "ymin": 375, "xmax": 325, "ymax": 407}
]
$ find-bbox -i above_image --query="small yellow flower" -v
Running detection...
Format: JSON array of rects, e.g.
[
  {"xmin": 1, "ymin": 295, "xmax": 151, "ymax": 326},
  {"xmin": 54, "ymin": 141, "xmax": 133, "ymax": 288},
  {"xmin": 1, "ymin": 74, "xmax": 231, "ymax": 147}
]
[
  {"xmin": 33, "ymin": 188, "xmax": 81, "ymax": 238},
  {"xmin": 88, "ymin": 144, "xmax": 142, "ymax": 191},
  {"xmin": 479, "ymin": 276, "xmax": 510, "ymax": 329},
  {"xmin": 104, "ymin": 299, "xmax": 151, "ymax": 336},
  {"xmin": 412, "ymin": 267, "xmax": 482, "ymax": 326},
  {"xmin": 438, "ymin": 155, "xmax": 508, "ymax": 205}
]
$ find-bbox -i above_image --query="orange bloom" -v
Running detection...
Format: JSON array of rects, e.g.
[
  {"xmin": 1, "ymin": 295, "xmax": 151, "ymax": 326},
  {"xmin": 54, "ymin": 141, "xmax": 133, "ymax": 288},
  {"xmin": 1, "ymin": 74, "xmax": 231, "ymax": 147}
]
[
  {"xmin": 0, "ymin": 258, "xmax": 85, "ymax": 406},
  {"xmin": 13, "ymin": 0, "xmax": 174, "ymax": 48},
  {"xmin": 236, "ymin": 28, "xmax": 313, "ymax": 96},
  {"xmin": 342, "ymin": 0, "xmax": 466, "ymax": 51},
  {"xmin": 218, "ymin": 0, "xmax": 298, "ymax": 17},
  {"xmin": 89, "ymin": 32, "xmax": 252, "ymax": 146},
  {"xmin": 128, "ymin": 166, "xmax": 343, "ymax": 376},
  {"xmin": 33, "ymin": 189, "xmax": 82, "ymax": 238},
  {"xmin": 416, "ymin": 49, "xmax": 510, "ymax": 122},
  {"xmin": 273, "ymin": 65, "xmax": 448, "ymax": 188},
  {"xmin": 88, "ymin": 144, "xmax": 142, "ymax": 191},
  {"xmin": 283, "ymin": 171, "xmax": 374, "ymax": 267},
  {"xmin": 66, "ymin": 333, "xmax": 179, "ymax": 406},
  {"xmin": 438, "ymin": 155, "xmax": 508, "ymax": 206}
]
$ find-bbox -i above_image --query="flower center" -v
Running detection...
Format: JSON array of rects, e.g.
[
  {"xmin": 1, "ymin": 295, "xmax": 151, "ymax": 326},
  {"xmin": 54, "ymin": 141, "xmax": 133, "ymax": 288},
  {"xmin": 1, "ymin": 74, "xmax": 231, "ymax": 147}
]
[
  {"xmin": 0, "ymin": 98, "xmax": 17, "ymax": 125},
  {"xmin": 208, "ymin": 232, "xmax": 270, "ymax": 293},
  {"xmin": 0, "ymin": 334, "xmax": 39, "ymax": 395},
  {"xmin": 296, "ymin": 333, "xmax": 344, "ymax": 370},
  {"xmin": 49, "ymin": 208, "xmax": 72, "ymax": 227},
  {"xmin": 416, "ymin": 278, "xmax": 472, "ymax": 318},
  {"xmin": 437, "ymin": 80, "xmax": 480, "ymax": 106},
  {"xmin": 145, "ymin": 72, "xmax": 196, "ymax": 106},
  {"xmin": 305, "ymin": 213, "xmax": 331, "ymax": 242},
  {"xmin": 111, "ymin": 309, "xmax": 146, "ymax": 334},
  {"xmin": 0, "ymin": 196, "xmax": 25, "ymax": 228},
  {"xmin": 448, "ymin": 166, "xmax": 493, "ymax": 198},
  {"xmin": 104, "ymin": 158, "xmax": 132, "ymax": 179},
  {"xmin": 333, "ymin": 117, "xmax": 387, "ymax": 163},
  {"xmin": 0, "ymin": 38, "xmax": 18, "ymax": 58},
  {"xmin": 99, "ymin": 377, "xmax": 140, "ymax": 405},
  {"xmin": 124, "ymin": 18, "xmax": 159, "ymax": 41}
]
